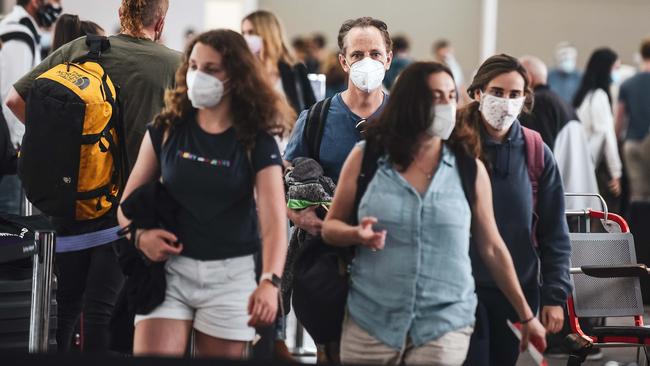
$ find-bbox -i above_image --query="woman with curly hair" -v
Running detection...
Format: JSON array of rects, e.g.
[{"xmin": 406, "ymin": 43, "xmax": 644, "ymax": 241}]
[{"xmin": 117, "ymin": 29, "xmax": 293, "ymax": 359}]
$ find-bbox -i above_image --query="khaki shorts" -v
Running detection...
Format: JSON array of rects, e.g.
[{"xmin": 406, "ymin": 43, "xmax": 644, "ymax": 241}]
[
  {"xmin": 340, "ymin": 313, "xmax": 473, "ymax": 366},
  {"xmin": 624, "ymin": 136, "xmax": 650, "ymax": 202},
  {"xmin": 134, "ymin": 254, "xmax": 257, "ymax": 341}
]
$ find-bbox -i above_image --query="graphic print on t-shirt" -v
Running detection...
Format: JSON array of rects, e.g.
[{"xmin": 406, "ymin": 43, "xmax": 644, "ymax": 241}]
[{"xmin": 178, "ymin": 150, "xmax": 231, "ymax": 168}]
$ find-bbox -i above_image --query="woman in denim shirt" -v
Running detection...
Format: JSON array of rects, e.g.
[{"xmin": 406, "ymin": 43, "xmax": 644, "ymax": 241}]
[{"xmin": 322, "ymin": 62, "xmax": 546, "ymax": 366}]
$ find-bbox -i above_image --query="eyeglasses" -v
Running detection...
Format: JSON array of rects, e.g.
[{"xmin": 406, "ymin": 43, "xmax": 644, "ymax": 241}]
[{"xmin": 355, "ymin": 118, "xmax": 368, "ymax": 135}]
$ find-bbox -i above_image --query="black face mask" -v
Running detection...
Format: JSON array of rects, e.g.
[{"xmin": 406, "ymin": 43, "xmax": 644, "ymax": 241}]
[{"xmin": 36, "ymin": 4, "xmax": 62, "ymax": 28}]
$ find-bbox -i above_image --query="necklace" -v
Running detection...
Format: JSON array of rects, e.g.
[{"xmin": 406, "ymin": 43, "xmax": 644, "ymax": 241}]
[{"xmin": 412, "ymin": 161, "xmax": 435, "ymax": 179}]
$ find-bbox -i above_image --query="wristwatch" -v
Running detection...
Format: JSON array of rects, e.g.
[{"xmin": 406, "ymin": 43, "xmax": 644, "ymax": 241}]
[{"xmin": 260, "ymin": 272, "xmax": 282, "ymax": 288}]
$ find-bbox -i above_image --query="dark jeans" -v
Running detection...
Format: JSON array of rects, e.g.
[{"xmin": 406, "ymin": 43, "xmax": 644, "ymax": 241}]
[
  {"xmin": 54, "ymin": 242, "xmax": 125, "ymax": 352},
  {"xmin": 464, "ymin": 286, "xmax": 540, "ymax": 366}
]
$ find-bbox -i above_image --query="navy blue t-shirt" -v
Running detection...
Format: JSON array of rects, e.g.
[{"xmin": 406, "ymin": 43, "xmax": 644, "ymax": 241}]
[
  {"xmin": 618, "ymin": 72, "xmax": 650, "ymax": 141},
  {"xmin": 148, "ymin": 120, "xmax": 282, "ymax": 260},
  {"xmin": 284, "ymin": 92, "xmax": 387, "ymax": 182}
]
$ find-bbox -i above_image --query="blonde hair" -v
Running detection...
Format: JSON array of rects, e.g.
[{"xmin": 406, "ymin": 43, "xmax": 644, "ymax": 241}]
[
  {"xmin": 119, "ymin": 0, "xmax": 168, "ymax": 38},
  {"xmin": 242, "ymin": 10, "xmax": 295, "ymax": 70}
]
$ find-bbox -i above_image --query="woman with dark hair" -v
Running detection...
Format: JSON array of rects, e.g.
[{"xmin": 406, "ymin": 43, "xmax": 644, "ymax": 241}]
[
  {"xmin": 322, "ymin": 62, "xmax": 546, "ymax": 365},
  {"xmin": 117, "ymin": 29, "xmax": 293, "ymax": 359},
  {"xmin": 241, "ymin": 10, "xmax": 315, "ymax": 117},
  {"xmin": 457, "ymin": 54, "xmax": 571, "ymax": 366},
  {"xmin": 573, "ymin": 48, "xmax": 623, "ymax": 200},
  {"xmin": 51, "ymin": 13, "xmax": 105, "ymax": 53}
]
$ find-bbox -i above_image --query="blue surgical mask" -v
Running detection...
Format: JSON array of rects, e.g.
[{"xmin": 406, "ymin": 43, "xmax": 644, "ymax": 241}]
[{"xmin": 611, "ymin": 69, "xmax": 622, "ymax": 84}]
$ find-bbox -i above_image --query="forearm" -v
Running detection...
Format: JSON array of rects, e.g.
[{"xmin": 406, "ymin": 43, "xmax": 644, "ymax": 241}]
[
  {"xmin": 261, "ymin": 224, "xmax": 287, "ymax": 276},
  {"xmin": 481, "ymin": 244, "xmax": 534, "ymax": 320},
  {"xmin": 322, "ymin": 218, "xmax": 359, "ymax": 247},
  {"xmin": 5, "ymin": 88, "xmax": 26, "ymax": 123}
]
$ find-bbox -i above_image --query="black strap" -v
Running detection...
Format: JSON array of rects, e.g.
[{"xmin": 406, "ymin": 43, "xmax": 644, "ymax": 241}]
[
  {"xmin": 454, "ymin": 147, "xmax": 477, "ymax": 212},
  {"xmin": 303, "ymin": 97, "xmax": 332, "ymax": 162},
  {"xmin": 351, "ymin": 139, "xmax": 383, "ymax": 226},
  {"xmin": 86, "ymin": 34, "xmax": 110, "ymax": 59},
  {"xmin": 0, "ymin": 31, "xmax": 35, "ymax": 59},
  {"xmin": 18, "ymin": 17, "xmax": 40, "ymax": 44}
]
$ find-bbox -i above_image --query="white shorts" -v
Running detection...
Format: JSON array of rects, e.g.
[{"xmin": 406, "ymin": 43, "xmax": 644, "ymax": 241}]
[{"xmin": 134, "ymin": 254, "xmax": 257, "ymax": 342}]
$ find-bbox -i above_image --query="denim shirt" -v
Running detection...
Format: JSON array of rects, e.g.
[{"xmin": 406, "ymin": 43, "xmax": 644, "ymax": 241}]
[{"xmin": 348, "ymin": 143, "xmax": 476, "ymax": 350}]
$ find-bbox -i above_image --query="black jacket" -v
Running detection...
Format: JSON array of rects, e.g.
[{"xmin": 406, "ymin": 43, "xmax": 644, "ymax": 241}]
[
  {"xmin": 520, "ymin": 84, "xmax": 577, "ymax": 150},
  {"xmin": 278, "ymin": 61, "xmax": 317, "ymax": 114}
]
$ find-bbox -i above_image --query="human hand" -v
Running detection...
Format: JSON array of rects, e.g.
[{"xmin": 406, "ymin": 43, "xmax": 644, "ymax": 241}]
[
  {"xmin": 608, "ymin": 178, "xmax": 622, "ymax": 197},
  {"xmin": 289, "ymin": 206, "xmax": 323, "ymax": 236},
  {"xmin": 541, "ymin": 305, "xmax": 564, "ymax": 334},
  {"xmin": 356, "ymin": 217, "xmax": 386, "ymax": 251},
  {"xmin": 520, "ymin": 317, "xmax": 547, "ymax": 353},
  {"xmin": 247, "ymin": 281, "xmax": 279, "ymax": 327},
  {"xmin": 137, "ymin": 229, "xmax": 183, "ymax": 262}
]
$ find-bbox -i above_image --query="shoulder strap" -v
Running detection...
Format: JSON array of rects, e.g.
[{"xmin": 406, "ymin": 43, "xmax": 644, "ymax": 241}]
[
  {"xmin": 453, "ymin": 147, "xmax": 477, "ymax": 211},
  {"xmin": 0, "ymin": 31, "xmax": 34, "ymax": 58},
  {"xmin": 17, "ymin": 17, "xmax": 39, "ymax": 44},
  {"xmin": 303, "ymin": 97, "xmax": 332, "ymax": 162},
  {"xmin": 350, "ymin": 140, "xmax": 382, "ymax": 226},
  {"xmin": 522, "ymin": 126, "xmax": 545, "ymax": 212},
  {"xmin": 0, "ymin": 19, "xmax": 38, "ymax": 59}
]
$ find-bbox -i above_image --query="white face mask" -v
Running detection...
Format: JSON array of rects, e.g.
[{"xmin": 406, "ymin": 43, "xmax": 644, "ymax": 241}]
[
  {"xmin": 479, "ymin": 92, "xmax": 525, "ymax": 131},
  {"xmin": 427, "ymin": 103, "xmax": 457, "ymax": 140},
  {"xmin": 348, "ymin": 57, "xmax": 385, "ymax": 93},
  {"xmin": 186, "ymin": 69, "xmax": 224, "ymax": 109},
  {"xmin": 244, "ymin": 34, "xmax": 263, "ymax": 55}
]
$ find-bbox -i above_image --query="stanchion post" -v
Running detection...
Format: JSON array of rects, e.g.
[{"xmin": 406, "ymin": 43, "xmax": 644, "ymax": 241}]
[{"xmin": 29, "ymin": 230, "xmax": 55, "ymax": 353}]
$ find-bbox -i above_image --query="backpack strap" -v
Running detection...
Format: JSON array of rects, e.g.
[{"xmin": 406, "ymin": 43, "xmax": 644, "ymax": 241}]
[
  {"xmin": 522, "ymin": 126, "xmax": 545, "ymax": 248},
  {"xmin": 350, "ymin": 140, "xmax": 382, "ymax": 226},
  {"xmin": 81, "ymin": 34, "xmax": 111, "ymax": 61},
  {"xmin": 522, "ymin": 127, "xmax": 545, "ymax": 214},
  {"xmin": 0, "ymin": 17, "xmax": 39, "ymax": 60},
  {"xmin": 303, "ymin": 97, "xmax": 332, "ymax": 162},
  {"xmin": 453, "ymin": 146, "xmax": 477, "ymax": 212},
  {"xmin": 0, "ymin": 31, "xmax": 35, "ymax": 58}
]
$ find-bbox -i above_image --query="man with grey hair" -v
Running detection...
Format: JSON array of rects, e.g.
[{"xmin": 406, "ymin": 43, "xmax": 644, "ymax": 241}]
[
  {"xmin": 520, "ymin": 55, "xmax": 574, "ymax": 149},
  {"xmin": 548, "ymin": 42, "xmax": 582, "ymax": 104},
  {"xmin": 520, "ymin": 55, "xmax": 599, "ymax": 211}
]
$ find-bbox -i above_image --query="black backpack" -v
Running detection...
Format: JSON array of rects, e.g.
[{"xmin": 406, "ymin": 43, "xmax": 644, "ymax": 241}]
[{"xmin": 291, "ymin": 103, "xmax": 477, "ymax": 344}]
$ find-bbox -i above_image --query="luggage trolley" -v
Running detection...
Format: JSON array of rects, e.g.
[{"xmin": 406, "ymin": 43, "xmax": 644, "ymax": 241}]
[
  {"xmin": 564, "ymin": 193, "xmax": 650, "ymax": 365},
  {"xmin": 0, "ymin": 214, "xmax": 56, "ymax": 353}
]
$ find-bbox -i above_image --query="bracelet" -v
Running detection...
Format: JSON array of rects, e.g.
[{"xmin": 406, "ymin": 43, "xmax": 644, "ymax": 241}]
[{"xmin": 520, "ymin": 316, "xmax": 536, "ymax": 324}]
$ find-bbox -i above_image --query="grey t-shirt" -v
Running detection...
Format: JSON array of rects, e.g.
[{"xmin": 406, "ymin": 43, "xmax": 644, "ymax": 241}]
[{"xmin": 618, "ymin": 72, "xmax": 650, "ymax": 141}]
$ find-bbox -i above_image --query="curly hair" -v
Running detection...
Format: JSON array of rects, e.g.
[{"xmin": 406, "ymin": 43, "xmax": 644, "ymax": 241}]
[
  {"xmin": 459, "ymin": 53, "xmax": 534, "ymax": 170},
  {"xmin": 154, "ymin": 29, "xmax": 295, "ymax": 150},
  {"xmin": 119, "ymin": 0, "xmax": 168, "ymax": 38},
  {"xmin": 365, "ymin": 62, "xmax": 480, "ymax": 171}
]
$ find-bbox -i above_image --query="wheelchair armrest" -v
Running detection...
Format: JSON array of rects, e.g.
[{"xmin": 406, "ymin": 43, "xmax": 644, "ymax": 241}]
[{"xmin": 578, "ymin": 264, "xmax": 650, "ymax": 278}]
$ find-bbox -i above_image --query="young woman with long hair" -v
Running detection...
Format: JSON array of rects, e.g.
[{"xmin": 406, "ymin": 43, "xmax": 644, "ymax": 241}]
[
  {"xmin": 322, "ymin": 62, "xmax": 546, "ymax": 365},
  {"xmin": 117, "ymin": 29, "xmax": 293, "ymax": 359}
]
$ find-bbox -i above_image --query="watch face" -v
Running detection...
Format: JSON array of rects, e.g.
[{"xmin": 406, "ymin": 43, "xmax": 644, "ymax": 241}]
[{"xmin": 271, "ymin": 274, "xmax": 282, "ymax": 287}]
